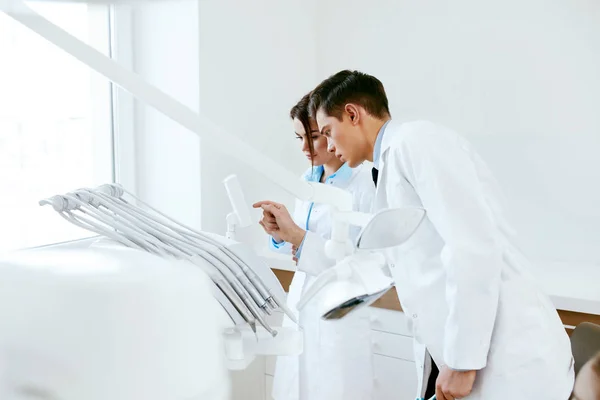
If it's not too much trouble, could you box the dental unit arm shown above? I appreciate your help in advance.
[296,207,426,319]
[38,182,301,341]
[223,175,253,241]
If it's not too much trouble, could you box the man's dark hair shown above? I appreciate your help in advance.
[290,93,315,166]
[309,70,391,121]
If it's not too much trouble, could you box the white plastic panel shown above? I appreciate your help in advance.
[373,355,418,400]
[265,374,274,400]
[370,308,412,336]
[265,356,276,376]
[266,310,284,327]
[371,330,415,361]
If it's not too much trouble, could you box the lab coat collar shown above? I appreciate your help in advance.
[380,119,401,152]
[377,119,401,173]
[304,165,324,182]
[303,163,353,185]
[372,119,391,169]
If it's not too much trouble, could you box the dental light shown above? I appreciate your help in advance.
[297,207,426,320]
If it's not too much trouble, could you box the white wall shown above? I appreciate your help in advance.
[130,0,202,229]
[129,0,316,246]
[124,0,600,276]
[197,0,317,245]
[315,0,600,264]
[195,4,318,395]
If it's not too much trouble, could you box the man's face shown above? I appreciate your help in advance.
[315,107,366,168]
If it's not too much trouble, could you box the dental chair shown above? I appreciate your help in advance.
[571,322,600,375]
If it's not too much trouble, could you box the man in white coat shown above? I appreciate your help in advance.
[307,70,574,400]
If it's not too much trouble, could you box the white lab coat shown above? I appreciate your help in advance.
[271,163,376,400]
[373,120,574,400]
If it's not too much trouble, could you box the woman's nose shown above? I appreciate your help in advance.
[302,138,310,151]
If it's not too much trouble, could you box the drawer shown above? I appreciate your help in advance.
[265,374,274,400]
[266,356,276,376]
[371,330,414,361]
[373,355,418,400]
[370,308,412,336]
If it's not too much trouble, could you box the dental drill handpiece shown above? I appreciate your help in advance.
[165,224,279,312]
[188,256,257,331]
[189,243,272,315]
[219,246,297,322]
[179,227,278,311]
[175,231,296,323]
[184,249,273,334]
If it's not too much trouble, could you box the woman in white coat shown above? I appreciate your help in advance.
[253,93,376,400]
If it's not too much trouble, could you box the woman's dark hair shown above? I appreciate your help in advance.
[290,93,316,166]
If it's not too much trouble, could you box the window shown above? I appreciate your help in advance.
[0,3,115,251]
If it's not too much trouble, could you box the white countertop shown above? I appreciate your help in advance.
[257,248,297,272]
[260,247,600,316]
[530,261,600,315]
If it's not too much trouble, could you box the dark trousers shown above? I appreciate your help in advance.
[424,361,439,398]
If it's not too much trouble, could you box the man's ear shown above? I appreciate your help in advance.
[344,104,361,125]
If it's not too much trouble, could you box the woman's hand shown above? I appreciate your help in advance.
[255,201,283,243]
[253,201,306,247]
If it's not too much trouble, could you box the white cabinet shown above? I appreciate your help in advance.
[371,330,414,361]
[263,307,417,400]
[370,308,418,400]
[266,355,276,376]
[265,374,274,400]
[373,354,418,400]
[370,308,412,336]
[264,310,283,399]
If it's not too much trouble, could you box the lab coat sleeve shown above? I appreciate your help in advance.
[397,127,503,371]
[269,236,292,254]
[295,231,330,276]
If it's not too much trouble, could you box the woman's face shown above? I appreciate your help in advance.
[293,117,335,167]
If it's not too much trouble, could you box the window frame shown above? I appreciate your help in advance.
[0,3,136,251]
